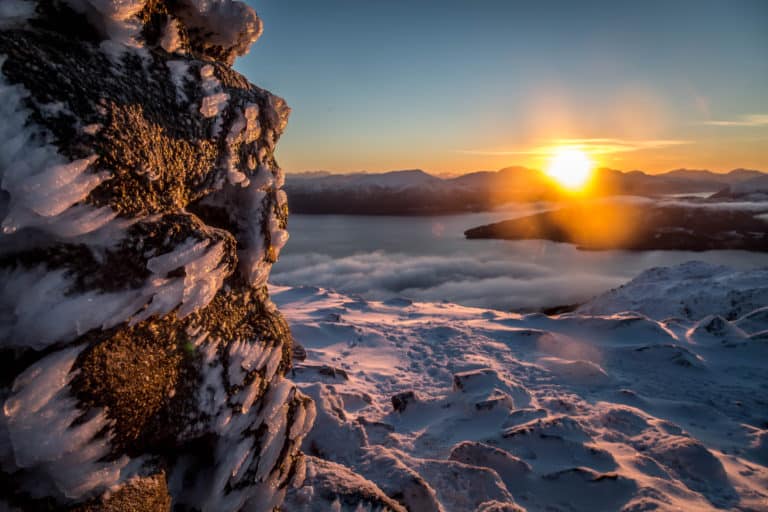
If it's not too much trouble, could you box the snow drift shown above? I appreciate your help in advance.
[275,261,768,511]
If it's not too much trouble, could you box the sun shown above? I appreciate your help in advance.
[545,147,594,190]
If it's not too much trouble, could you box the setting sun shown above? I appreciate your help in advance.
[545,148,594,190]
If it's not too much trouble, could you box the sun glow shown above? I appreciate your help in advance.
[545,147,594,190]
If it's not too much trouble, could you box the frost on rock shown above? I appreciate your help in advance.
[172,0,264,64]
[61,0,147,45]
[0,62,114,238]
[166,59,191,103]
[0,345,129,501]
[137,237,230,321]
[159,17,183,54]
[0,0,309,510]
[0,0,36,28]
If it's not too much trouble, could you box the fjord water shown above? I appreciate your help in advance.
[271,206,767,311]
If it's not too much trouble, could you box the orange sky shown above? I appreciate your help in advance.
[276,131,768,176]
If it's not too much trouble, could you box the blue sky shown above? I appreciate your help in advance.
[237,0,768,174]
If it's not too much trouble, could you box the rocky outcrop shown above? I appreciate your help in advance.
[0,1,315,510]
[284,456,408,512]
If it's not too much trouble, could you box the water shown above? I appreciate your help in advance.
[271,205,767,311]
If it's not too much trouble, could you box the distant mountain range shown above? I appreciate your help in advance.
[284,167,767,215]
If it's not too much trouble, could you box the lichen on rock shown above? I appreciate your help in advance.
[0,1,314,510]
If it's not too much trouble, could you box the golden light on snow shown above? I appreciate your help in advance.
[544,147,594,190]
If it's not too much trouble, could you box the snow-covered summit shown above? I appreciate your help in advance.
[274,264,768,511]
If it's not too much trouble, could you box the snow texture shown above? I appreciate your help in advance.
[578,260,768,320]
[272,261,768,511]
[166,59,191,103]
[138,238,230,320]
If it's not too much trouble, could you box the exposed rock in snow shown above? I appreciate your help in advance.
[272,266,768,511]
[284,456,408,512]
[0,2,310,510]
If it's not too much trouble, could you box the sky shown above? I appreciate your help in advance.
[238,0,768,175]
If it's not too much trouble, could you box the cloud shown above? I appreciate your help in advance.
[458,138,691,157]
[270,250,629,311]
[270,201,767,312]
[702,114,768,127]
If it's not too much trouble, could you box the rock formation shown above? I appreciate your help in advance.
[0,1,316,510]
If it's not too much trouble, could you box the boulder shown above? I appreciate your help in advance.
[0,2,313,510]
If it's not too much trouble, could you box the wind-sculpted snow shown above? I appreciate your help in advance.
[578,261,768,320]
[274,263,768,511]
[0,2,313,510]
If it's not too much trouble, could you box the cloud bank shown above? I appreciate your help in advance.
[458,138,691,157]
[270,201,767,312]
[271,250,624,310]
[702,114,768,127]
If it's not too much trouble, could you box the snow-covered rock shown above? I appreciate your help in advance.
[0,2,312,510]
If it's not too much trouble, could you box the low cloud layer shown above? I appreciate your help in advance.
[272,251,625,309]
[271,249,765,312]
[272,251,624,310]
[458,138,691,157]
[270,202,767,312]
[702,114,768,127]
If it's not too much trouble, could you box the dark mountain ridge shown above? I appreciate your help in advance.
[285,166,767,215]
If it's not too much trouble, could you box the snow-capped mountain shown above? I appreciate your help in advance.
[284,167,767,215]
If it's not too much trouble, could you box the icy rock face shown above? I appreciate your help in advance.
[0,1,313,510]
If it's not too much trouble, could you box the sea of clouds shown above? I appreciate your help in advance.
[270,211,766,311]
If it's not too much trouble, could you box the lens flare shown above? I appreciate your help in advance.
[545,148,594,190]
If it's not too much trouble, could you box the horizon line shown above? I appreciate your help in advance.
[284,166,766,177]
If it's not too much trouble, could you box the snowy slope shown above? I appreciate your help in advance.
[578,261,768,320]
[273,263,768,511]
